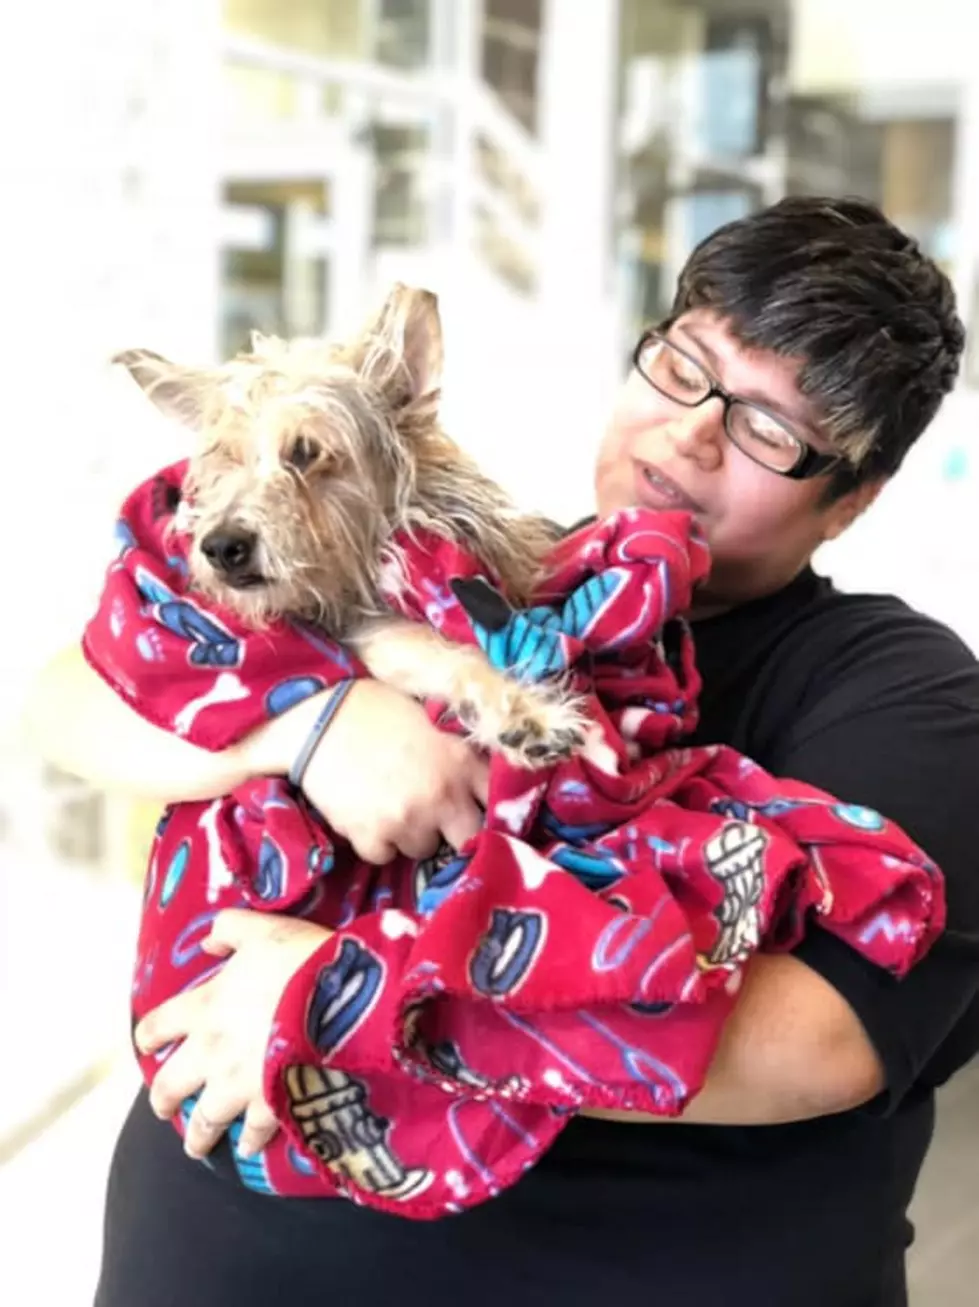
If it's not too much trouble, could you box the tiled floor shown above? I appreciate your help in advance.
[908,1056,979,1305]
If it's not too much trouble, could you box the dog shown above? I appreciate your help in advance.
[112,284,587,767]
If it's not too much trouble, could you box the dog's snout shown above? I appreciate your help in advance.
[201,528,257,576]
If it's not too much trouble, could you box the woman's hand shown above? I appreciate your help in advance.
[248,679,490,863]
[134,910,330,1161]
[25,649,489,862]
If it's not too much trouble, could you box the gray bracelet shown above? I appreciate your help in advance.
[288,680,355,789]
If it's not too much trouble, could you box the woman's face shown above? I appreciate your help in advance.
[594,311,879,609]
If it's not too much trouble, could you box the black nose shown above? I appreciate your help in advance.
[201,528,257,575]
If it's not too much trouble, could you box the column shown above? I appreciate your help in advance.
[535,0,622,517]
[0,0,223,732]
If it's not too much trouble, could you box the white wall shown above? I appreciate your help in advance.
[0,0,223,726]
[790,0,973,94]
[819,391,979,652]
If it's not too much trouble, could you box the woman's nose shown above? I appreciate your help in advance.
[666,397,726,464]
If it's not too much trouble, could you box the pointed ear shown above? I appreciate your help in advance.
[355,283,443,407]
[111,349,210,430]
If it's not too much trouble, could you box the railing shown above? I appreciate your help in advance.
[220,34,542,298]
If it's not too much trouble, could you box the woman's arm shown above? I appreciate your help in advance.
[22,643,488,860]
[23,643,265,801]
[582,953,885,1126]
[585,666,979,1128]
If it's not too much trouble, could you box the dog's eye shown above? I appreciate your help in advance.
[286,436,321,472]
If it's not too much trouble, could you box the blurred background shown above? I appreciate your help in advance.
[1,2,977,1303]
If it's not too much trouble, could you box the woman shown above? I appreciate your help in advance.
[28,197,979,1307]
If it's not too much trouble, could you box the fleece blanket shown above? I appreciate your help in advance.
[81,460,945,1218]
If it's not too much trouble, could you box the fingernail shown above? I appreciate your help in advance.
[237,1140,256,1159]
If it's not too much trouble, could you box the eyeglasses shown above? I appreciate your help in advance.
[632,331,842,480]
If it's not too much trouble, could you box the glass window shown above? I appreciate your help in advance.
[473,204,538,296]
[370,121,432,247]
[699,15,777,158]
[224,0,366,59]
[223,0,371,123]
[374,0,431,69]
[486,0,542,30]
[616,0,961,344]
[225,0,435,75]
[220,179,330,357]
[223,63,306,122]
[481,2,543,134]
[474,131,540,228]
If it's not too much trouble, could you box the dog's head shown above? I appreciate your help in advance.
[115,284,448,630]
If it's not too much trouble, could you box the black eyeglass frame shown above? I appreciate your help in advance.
[632,329,843,481]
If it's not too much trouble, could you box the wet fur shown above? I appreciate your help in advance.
[114,284,587,766]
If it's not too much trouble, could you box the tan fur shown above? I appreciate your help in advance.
[114,284,587,767]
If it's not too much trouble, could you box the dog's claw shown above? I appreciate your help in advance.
[525,742,551,760]
[554,728,585,750]
[495,710,586,768]
[456,682,586,770]
[499,728,528,748]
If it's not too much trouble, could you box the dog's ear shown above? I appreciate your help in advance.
[355,283,443,409]
[112,348,209,430]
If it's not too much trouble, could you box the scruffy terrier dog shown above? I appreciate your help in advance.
[113,284,587,767]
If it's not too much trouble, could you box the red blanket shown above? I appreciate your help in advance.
[82,461,945,1219]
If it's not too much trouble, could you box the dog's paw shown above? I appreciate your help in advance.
[461,685,588,770]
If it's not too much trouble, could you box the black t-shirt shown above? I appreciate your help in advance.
[506,565,979,1306]
[99,566,979,1307]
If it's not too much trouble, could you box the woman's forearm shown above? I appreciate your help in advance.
[21,643,305,802]
[581,954,884,1126]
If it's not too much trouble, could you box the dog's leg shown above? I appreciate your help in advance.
[349,618,587,769]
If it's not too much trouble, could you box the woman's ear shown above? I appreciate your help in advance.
[821,477,886,543]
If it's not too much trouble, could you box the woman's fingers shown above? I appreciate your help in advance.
[134,986,203,1056]
[183,1084,247,1160]
[147,1042,207,1122]
[236,1097,280,1159]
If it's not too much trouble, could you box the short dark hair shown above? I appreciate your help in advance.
[671,195,965,497]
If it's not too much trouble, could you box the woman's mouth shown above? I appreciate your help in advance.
[635,461,704,514]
